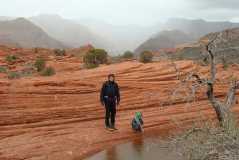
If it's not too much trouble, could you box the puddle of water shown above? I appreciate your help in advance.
[85,137,181,160]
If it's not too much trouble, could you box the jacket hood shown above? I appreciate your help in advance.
[135,112,142,120]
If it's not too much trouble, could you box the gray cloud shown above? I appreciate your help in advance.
[189,0,239,9]
[0,0,238,25]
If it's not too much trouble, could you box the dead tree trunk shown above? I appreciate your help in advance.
[169,32,238,126]
[200,33,238,126]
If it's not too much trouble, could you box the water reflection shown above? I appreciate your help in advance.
[105,146,117,160]
[132,136,143,155]
[85,137,181,160]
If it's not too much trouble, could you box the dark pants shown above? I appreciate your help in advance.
[132,122,142,132]
[104,99,116,127]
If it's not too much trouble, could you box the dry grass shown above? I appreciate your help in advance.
[171,116,239,160]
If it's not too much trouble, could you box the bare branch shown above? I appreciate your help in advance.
[205,33,221,83]
[224,81,238,108]
[195,32,238,125]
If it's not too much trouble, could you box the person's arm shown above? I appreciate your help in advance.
[115,83,120,105]
[100,83,105,105]
[139,118,144,132]
[140,118,144,125]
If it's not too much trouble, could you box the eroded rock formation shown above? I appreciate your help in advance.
[0,46,239,160]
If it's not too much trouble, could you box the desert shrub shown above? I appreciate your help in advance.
[139,51,153,63]
[34,58,46,72]
[54,49,66,56]
[83,49,108,66]
[84,63,99,69]
[41,67,55,76]
[5,55,18,63]
[34,48,39,53]
[0,66,7,73]
[8,71,21,79]
[122,51,134,59]
[110,55,123,64]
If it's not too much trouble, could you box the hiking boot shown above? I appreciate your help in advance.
[110,125,118,130]
[105,125,110,129]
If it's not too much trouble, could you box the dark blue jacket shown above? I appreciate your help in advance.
[100,81,120,104]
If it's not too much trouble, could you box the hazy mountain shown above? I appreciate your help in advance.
[30,15,113,53]
[135,30,194,53]
[59,18,239,54]
[135,18,239,53]
[79,19,161,54]
[163,18,239,39]
[172,27,239,63]
[0,18,65,48]
[2,15,239,55]
[0,16,15,21]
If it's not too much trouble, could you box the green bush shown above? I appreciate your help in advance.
[34,58,46,72]
[41,67,56,76]
[5,55,18,63]
[8,71,21,79]
[85,63,99,69]
[83,49,108,67]
[34,48,39,53]
[122,51,134,59]
[54,49,66,56]
[139,51,153,63]
[0,66,7,73]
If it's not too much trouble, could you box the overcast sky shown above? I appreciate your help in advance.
[1,0,239,26]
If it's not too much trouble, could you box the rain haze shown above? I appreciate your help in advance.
[0,0,239,54]
[1,0,239,25]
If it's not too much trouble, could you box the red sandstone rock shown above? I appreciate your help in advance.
[0,46,238,160]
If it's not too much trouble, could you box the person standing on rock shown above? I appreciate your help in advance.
[100,74,120,130]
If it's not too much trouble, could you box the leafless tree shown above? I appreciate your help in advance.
[192,32,238,126]
[167,31,239,126]
[158,34,238,126]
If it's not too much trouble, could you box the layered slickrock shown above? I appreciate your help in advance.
[0,49,239,159]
